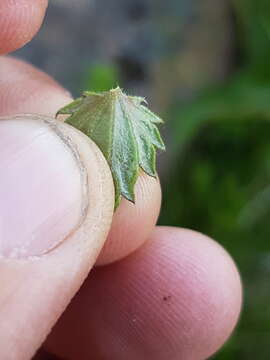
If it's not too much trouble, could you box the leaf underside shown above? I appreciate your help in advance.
[57,87,165,209]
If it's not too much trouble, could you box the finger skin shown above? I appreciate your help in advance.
[0,117,114,360]
[0,0,48,55]
[46,227,242,360]
[96,173,161,265]
[0,56,72,117]
[0,56,162,265]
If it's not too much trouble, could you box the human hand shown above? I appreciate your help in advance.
[0,1,242,359]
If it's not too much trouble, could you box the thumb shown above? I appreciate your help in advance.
[0,114,114,359]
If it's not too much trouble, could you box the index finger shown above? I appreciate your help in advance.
[0,0,48,54]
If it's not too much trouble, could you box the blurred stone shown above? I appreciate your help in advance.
[15,0,233,110]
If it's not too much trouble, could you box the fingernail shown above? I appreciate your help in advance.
[0,115,86,259]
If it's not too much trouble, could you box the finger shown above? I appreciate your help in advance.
[0,114,114,359]
[0,56,162,266]
[0,0,48,55]
[96,173,161,265]
[0,56,71,116]
[46,227,242,360]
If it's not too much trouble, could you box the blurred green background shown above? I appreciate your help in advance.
[18,0,270,358]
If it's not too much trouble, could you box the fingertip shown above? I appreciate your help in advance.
[0,0,48,54]
[96,172,162,265]
[46,227,242,360]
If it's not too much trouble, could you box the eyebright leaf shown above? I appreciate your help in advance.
[57,87,165,209]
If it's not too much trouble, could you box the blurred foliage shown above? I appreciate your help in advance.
[82,63,119,92]
[159,0,270,358]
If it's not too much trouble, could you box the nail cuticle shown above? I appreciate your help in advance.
[43,116,89,222]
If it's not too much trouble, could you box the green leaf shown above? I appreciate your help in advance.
[57,87,165,208]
